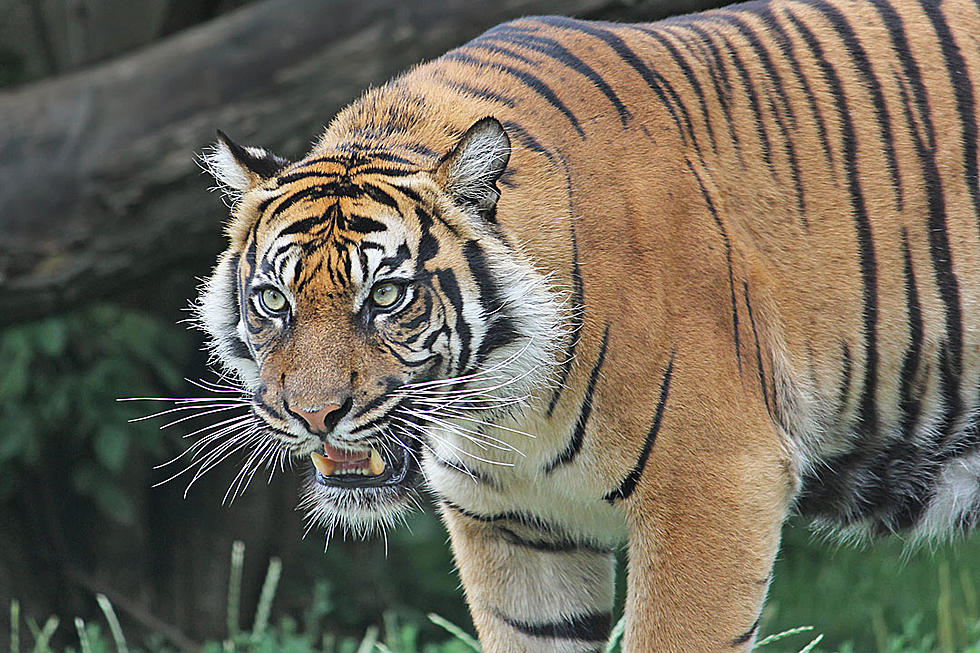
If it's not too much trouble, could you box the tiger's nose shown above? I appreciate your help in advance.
[288,401,347,435]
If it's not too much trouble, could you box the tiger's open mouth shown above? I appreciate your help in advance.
[309,440,419,489]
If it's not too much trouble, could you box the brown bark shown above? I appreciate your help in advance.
[0,0,726,325]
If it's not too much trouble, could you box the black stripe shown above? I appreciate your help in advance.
[345,214,387,234]
[397,142,441,160]
[743,282,772,418]
[670,23,743,166]
[441,501,563,536]
[435,73,519,108]
[547,223,584,416]
[431,455,501,489]
[604,353,674,503]
[713,12,797,127]
[361,182,399,210]
[893,72,964,428]
[225,252,252,360]
[445,50,585,138]
[346,166,420,178]
[712,30,775,176]
[497,611,611,642]
[536,17,694,152]
[634,25,718,153]
[869,0,935,151]
[809,1,903,211]
[354,150,417,166]
[352,377,402,419]
[545,325,610,473]
[278,215,322,238]
[402,313,432,339]
[741,5,837,179]
[276,169,340,186]
[484,28,632,126]
[918,0,980,235]
[889,229,928,530]
[379,340,439,369]
[497,527,612,555]
[731,616,761,646]
[266,186,325,220]
[785,9,879,438]
[689,161,740,367]
[501,120,554,162]
[227,335,252,360]
[390,184,422,204]
[434,269,472,375]
[378,243,411,275]
[462,240,519,364]
[414,207,441,270]
[707,14,807,216]
[837,340,852,417]
[898,229,923,432]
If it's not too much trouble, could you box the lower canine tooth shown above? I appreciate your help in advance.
[310,452,336,476]
[368,448,385,476]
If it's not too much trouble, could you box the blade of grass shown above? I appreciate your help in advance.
[939,561,955,653]
[797,633,823,653]
[31,616,59,653]
[872,606,888,653]
[427,614,481,652]
[963,568,978,622]
[754,626,815,647]
[356,625,379,653]
[604,615,626,653]
[10,599,18,653]
[74,618,92,653]
[96,594,129,653]
[251,557,282,640]
[227,540,245,643]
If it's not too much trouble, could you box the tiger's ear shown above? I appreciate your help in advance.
[201,130,290,201]
[435,117,511,221]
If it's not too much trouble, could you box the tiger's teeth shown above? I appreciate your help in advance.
[368,448,385,476]
[310,452,336,476]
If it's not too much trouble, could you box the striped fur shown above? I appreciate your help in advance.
[196,0,980,649]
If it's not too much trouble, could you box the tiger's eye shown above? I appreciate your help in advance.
[260,288,288,313]
[371,282,402,308]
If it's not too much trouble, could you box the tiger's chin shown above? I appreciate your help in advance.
[297,441,424,538]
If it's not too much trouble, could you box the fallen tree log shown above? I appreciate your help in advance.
[0,0,726,325]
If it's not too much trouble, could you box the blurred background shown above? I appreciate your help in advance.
[0,1,977,651]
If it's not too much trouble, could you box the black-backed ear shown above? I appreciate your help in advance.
[201,130,291,201]
[435,117,511,221]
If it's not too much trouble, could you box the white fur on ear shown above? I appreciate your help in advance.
[438,117,511,217]
[198,130,289,205]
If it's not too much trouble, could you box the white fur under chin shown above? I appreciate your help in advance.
[298,478,419,541]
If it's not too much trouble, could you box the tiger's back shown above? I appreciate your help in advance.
[198,0,980,649]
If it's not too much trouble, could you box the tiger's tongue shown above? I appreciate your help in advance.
[321,443,369,463]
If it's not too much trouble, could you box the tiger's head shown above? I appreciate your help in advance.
[195,118,564,535]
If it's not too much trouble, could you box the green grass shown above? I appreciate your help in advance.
[765,525,980,652]
[9,535,980,653]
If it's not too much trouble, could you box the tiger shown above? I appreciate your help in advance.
[191,0,980,649]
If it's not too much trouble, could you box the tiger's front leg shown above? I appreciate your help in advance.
[618,381,795,652]
[441,504,616,653]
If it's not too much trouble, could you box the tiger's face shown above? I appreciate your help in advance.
[196,119,563,534]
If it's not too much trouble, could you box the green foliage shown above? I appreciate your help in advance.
[766,526,980,652]
[0,304,192,520]
[6,537,980,653]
